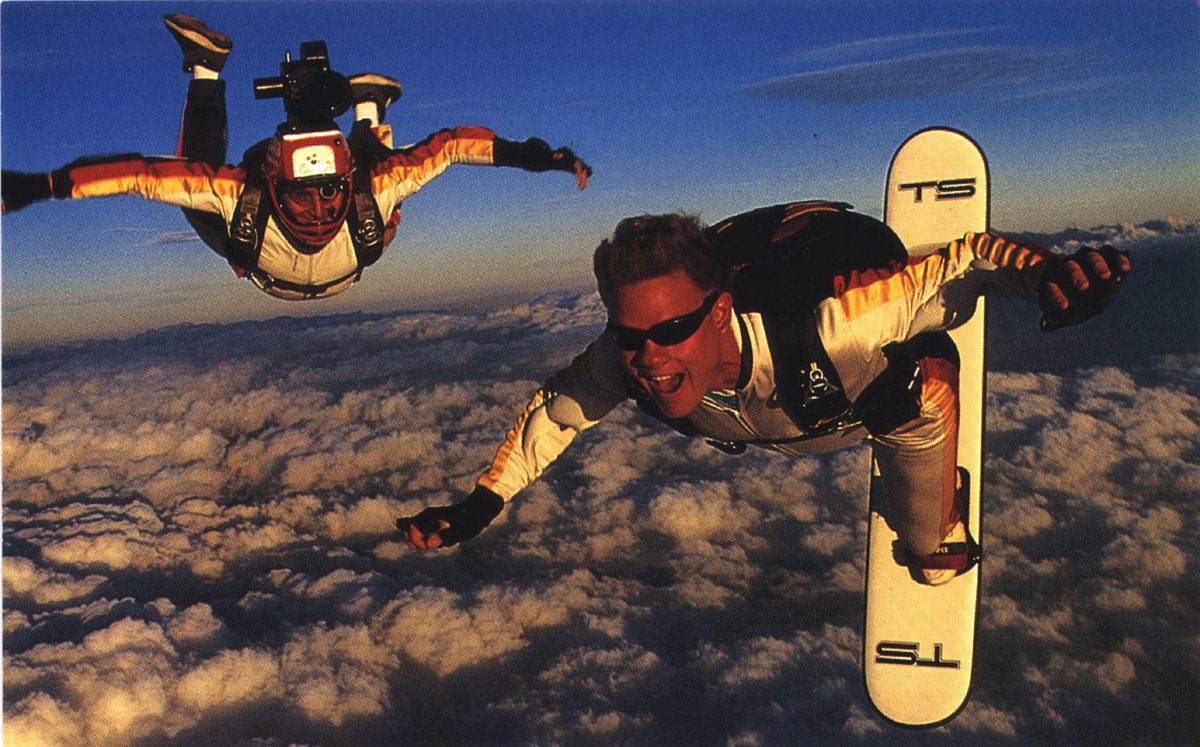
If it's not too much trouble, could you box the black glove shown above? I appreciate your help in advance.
[1038,245,1130,332]
[493,137,591,176]
[2,170,54,214]
[396,486,505,548]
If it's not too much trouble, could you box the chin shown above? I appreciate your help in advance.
[654,395,701,420]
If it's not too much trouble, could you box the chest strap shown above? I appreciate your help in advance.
[225,144,386,289]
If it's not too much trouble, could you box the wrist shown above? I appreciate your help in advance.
[460,485,505,524]
[492,137,563,172]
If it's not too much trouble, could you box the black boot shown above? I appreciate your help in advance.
[164,14,232,73]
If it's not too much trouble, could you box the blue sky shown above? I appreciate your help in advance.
[2,0,1197,345]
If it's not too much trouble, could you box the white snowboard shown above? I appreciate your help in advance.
[863,127,988,727]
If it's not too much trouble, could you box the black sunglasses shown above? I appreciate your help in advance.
[606,291,721,351]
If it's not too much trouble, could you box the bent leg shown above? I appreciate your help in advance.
[873,339,960,558]
[178,79,227,167]
[177,79,230,254]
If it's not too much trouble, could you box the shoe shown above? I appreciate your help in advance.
[920,520,967,586]
[349,73,403,116]
[915,467,980,586]
[164,14,232,73]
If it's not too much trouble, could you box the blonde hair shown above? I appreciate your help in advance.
[593,212,727,306]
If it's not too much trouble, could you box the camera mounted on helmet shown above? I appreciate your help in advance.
[251,41,360,251]
[254,40,352,130]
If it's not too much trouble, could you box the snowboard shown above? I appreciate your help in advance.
[863,127,989,727]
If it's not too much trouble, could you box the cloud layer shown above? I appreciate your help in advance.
[3,225,1198,745]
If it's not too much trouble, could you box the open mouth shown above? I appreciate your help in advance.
[643,373,684,396]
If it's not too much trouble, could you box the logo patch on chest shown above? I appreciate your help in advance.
[803,362,841,403]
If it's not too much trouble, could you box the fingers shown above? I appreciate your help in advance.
[551,147,591,190]
[403,522,443,550]
[396,514,451,551]
[1062,258,1091,292]
[1038,245,1130,332]
[1074,245,1131,285]
[1043,281,1070,312]
[1084,249,1111,281]
[1098,245,1131,278]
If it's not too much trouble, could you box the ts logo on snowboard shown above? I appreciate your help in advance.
[898,178,976,202]
[875,640,961,669]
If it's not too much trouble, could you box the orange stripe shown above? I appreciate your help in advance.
[70,159,243,202]
[370,126,496,194]
[832,252,947,321]
[478,388,546,493]
[966,232,1045,269]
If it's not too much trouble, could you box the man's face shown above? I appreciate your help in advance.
[275,179,350,248]
[607,271,732,419]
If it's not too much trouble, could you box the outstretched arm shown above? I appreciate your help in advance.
[957,233,1131,331]
[369,126,591,213]
[821,230,1133,379]
[3,154,241,216]
[396,383,588,551]
[493,136,592,190]
[396,336,627,551]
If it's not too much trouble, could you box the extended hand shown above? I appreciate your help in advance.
[552,146,591,190]
[1,170,53,214]
[1038,245,1130,331]
[396,486,505,550]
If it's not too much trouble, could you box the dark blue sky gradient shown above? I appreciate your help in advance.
[2,1,1197,344]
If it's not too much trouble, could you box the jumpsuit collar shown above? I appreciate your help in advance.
[734,312,753,390]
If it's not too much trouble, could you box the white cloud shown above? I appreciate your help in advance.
[3,245,1198,744]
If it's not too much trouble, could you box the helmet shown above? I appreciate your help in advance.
[263,129,354,250]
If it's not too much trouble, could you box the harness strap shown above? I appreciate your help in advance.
[225,133,387,285]
[226,179,270,274]
[758,302,856,433]
[247,266,363,298]
[346,168,385,267]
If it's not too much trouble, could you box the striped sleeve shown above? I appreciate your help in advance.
[477,336,627,501]
[477,386,580,500]
[954,231,1052,301]
[817,231,1052,397]
[828,230,1052,332]
[58,156,243,216]
[369,126,497,214]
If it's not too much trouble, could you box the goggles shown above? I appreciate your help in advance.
[606,291,720,351]
[276,178,349,202]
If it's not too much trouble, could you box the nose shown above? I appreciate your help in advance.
[311,192,334,219]
[632,339,669,367]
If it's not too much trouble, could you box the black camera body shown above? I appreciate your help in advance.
[254,41,352,130]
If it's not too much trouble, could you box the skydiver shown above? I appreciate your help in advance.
[396,203,1129,585]
[0,14,592,301]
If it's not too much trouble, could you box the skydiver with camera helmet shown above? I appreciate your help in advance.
[1,14,592,301]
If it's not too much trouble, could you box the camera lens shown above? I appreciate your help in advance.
[299,70,353,120]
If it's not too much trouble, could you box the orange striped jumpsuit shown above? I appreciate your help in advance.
[49,126,558,300]
[476,231,1048,557]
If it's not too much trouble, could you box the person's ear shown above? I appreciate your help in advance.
[712,290,733,328]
